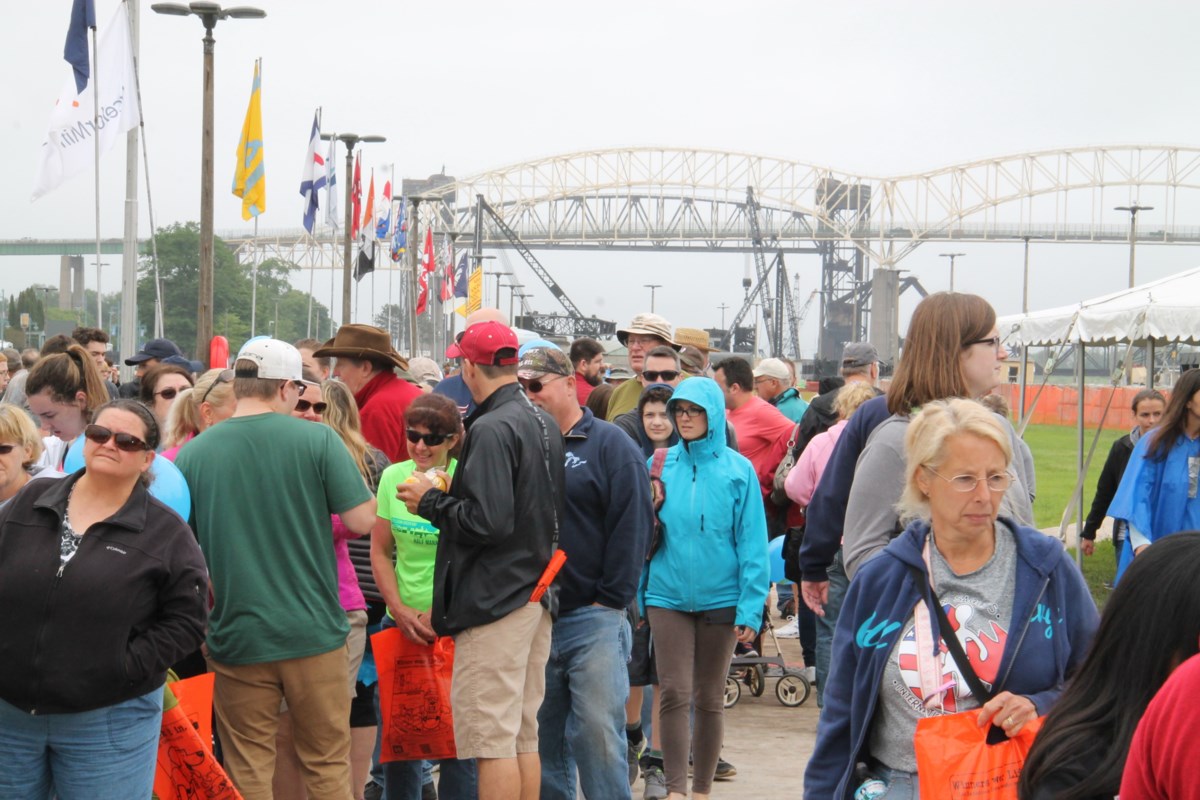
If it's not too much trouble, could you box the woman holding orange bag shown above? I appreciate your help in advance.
[804,399,1099,799]
[372,393,476,800]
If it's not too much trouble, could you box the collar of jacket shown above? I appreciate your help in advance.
[33,470,152,533]
[771,387,799,405]
[889,517,1060,582]
[354,369,399,408]
[564,406,596,441]
[466,381,525,428]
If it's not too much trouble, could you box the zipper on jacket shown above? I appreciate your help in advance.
[30,551,72,714]
[688,462,698,610]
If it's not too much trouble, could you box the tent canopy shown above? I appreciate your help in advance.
[998,267,1200,347]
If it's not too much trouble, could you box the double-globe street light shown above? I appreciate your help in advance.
[321,133,387,325]
[152,1,265,363]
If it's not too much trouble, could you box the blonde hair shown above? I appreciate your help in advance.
[320,380,375,481]
[898,398,1013,523]
[0,402,44,469]
[163,369,236,448]
[834,382,878,421]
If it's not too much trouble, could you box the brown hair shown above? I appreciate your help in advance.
[232,358,284,401]
[139,363,195,405]
[887,292,996,415]
[585,383,614,419]
[294,338,331,371]
[71,326,109,346]
[26,344,109,411]
[405,393,464,461]
[1147,369,1200,462]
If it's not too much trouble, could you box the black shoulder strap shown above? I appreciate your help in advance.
[909,564,994,704]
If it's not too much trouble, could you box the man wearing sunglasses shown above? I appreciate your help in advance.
[515,344,653,800]
[175,338,377,798]
[397,321,566,800]
[752,357,808,423]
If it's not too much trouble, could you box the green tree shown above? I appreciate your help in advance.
[138,223,331,358]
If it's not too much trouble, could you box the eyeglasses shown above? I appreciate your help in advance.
[201,369,234,405]
[925,467,1013,493]
[965,336,1003,354]
[83,424,151,452]
[154,386,188,400]
[519,375,565,394]
[407,428,451,447]
[642,370,680,383]
[295,399,328,414]
[0,444,17,455]
[626,335,663,348]
[672,404,706,419]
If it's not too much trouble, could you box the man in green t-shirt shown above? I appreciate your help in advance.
[176,338,376,800]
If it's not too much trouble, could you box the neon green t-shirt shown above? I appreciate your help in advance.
[376,458,458,615]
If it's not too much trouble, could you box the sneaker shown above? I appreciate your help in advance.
[775,615,800,638]
[733,641,759,658]
[363,782,384,800]
[642,764,667,800]
[801,665,817,684]
[627,735,646,785]
[688,756,737,781]
[421,781,438,800]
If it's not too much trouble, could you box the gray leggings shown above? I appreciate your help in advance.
[646,607,737,795]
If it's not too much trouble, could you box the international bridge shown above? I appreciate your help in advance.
[7,145,1200,363]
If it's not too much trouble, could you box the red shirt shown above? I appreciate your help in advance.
[1121,652,1200,800]
[355,371,423,463]
[727,396,793,502]
[575,372,595,405]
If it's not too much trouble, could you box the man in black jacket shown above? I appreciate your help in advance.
[399,320,566,800]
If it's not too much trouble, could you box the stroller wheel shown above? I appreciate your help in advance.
[723,676,741,708]
[776,674,811,707]
[745,664,766,697]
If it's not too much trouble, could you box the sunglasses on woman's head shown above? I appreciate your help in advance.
[295,399,327,414]
[83,424,150,452]
[201,369,235,404]
[406,429,450,447]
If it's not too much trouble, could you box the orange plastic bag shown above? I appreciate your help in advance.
[372,627,458,763]
[153,674,242,800]
[914,713,1044,799]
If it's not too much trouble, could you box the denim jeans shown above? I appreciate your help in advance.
[0,687,163,800]
[538,605,633,800]
[866,762,919,799]
[384,756,477,800]
[815,548,850,707]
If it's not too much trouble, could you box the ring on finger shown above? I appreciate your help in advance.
[1005,715,1015,727]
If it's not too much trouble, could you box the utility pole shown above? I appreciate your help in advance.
[939,252,966,291]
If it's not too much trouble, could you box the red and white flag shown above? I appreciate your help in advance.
[415,228,435,314]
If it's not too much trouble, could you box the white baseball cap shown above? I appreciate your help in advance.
[235,338,303,381]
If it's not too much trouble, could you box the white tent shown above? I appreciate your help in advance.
[998,266,1200,346]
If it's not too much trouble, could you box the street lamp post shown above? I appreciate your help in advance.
[1115,204,1153,288]
[152,1,265,362]
[503,282,524,324]
[644,284,662,313]
[718,303,729,330]
[939,252,966,292]
[92,261,109,329]
[513,292,532,325]
[320,132,386,326]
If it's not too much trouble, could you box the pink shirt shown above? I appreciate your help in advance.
[332,514,367,612]
[785,419,849,509]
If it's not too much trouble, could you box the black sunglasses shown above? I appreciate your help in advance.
[642,370,680,383]
[406,428,451,447]
[518,375,566,394]
[154,386,187,401]
[0,444,17,455]
[83,424,151,452]
[296,399,328,414]
[201,369,235,404]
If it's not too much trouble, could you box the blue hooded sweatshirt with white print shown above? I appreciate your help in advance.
[803,517,1099,798]
[638,377,770,630]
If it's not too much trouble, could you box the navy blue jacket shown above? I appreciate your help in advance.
[798,393,891,580]
[803,518,1100,798]
[559,407,655,614]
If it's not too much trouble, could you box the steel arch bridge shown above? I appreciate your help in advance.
[217,144,1200,357]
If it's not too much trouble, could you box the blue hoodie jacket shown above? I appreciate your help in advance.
[639,378,770,630]
[803,517,1099,798]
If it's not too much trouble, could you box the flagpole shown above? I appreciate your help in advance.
[90,23,103,323]
[306,241,314,338]
[120,0,141,379]
[250,217,258,336]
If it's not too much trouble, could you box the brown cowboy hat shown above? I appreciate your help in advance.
[313,324,409,371]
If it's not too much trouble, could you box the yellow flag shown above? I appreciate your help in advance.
[465,266,483,314]
[232,60,265,219]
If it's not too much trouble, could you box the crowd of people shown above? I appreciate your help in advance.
[0,299,1197,800]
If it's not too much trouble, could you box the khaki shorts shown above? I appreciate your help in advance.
[450,602,552,760]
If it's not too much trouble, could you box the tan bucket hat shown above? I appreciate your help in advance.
[673,327,714,352]
[617,313,680,350]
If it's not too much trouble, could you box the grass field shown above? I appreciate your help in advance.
[1022,422,1126,607]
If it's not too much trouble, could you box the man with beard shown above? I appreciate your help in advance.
[569,337,606,406]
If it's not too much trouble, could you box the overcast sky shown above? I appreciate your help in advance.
[5,0,1200,355]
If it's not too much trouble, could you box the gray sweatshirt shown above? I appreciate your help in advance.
[842,411,1036,579]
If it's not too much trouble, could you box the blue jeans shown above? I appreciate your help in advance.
[384,757,477,800]
[538,605,632,800]
[866,762,919,799]
[815,548,850,707]
[0,687,163,800]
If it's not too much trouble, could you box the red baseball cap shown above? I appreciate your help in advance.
[450,321,519,366]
